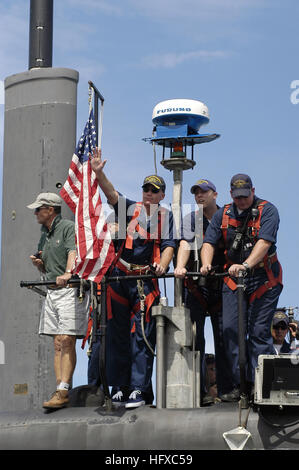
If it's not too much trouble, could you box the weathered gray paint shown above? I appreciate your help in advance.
[152,305,200,408]
[0,67,78,412]
[0,401,298,450]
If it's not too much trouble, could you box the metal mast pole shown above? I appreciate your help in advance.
[161,156,195,307]
[29,0,53,69]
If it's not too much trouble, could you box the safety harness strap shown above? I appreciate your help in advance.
[221,200,282,300]
[185,278,222,314]
[106,285,129,320]
[125,202,163,265]
[81,282,102,349]
[221,200,267,246]
[249,256,283,303]
[126,202,143,250]
[81,309,93,349]
[107,280,159,324]
[185,278,208,310]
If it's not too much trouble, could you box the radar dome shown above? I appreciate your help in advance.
[152,99,209,132]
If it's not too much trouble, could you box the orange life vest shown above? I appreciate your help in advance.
[125,202,164,265]
[220,200,282,301]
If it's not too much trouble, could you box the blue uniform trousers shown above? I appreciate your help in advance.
[222,276,282,386]
[88,333,101,386]
[106,267,159,393]
[87,329,155,403]
[186,287,233,395]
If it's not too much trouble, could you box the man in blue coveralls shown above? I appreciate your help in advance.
[200,174,283,401]
[90,148,175,408]
[174,179,232,404]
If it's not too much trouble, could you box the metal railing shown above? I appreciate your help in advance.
[20,270,249,409]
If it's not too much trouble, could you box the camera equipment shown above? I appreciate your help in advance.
[228,203,263,265]
[231,230,243,252]
[286,306,299,340]
[255,355,299,406]
[287,306,298,323]
[230,210,253,252]
[231,206,258,252]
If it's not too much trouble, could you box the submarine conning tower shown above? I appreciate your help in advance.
[0,0,79,411]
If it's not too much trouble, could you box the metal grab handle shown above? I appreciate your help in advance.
[106,270,229,283]
[20,269,229,288]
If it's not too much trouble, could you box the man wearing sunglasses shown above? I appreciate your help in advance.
[90,148,175,408]
[271,310,298,354]
[27,192,90,409]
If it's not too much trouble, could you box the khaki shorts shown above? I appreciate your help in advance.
[39,287,90,338]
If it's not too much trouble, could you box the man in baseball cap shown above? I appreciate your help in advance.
[27,191,90,409]
[190,179,217,194]
[90,147,175,408]
[201,172,283,402]
[271,309,297,354]
[272,310,289,327]
[175,177,231,404]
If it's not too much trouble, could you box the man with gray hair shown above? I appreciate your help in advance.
[28,192,90,409]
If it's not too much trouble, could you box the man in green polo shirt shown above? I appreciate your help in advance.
[28,192,90,409]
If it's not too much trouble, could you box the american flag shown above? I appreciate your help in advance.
[60,109,115,282]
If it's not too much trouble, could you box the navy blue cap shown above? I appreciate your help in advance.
[142,175,166,192]
[230,174,253,197]
[190,179,216,194]
[273,310,289,326]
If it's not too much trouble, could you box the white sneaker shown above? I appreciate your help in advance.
[125,390,146,409]
[112,391,125,403]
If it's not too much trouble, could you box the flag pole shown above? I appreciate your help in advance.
[88,80,105,149]
[88,84,94,114]
[98,98,104,150]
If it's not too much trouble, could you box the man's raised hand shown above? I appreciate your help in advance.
[90,147,107,174]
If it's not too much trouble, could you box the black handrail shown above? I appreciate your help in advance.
[20,269,249,408]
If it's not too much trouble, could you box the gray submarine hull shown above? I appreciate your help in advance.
[0,388,299,451]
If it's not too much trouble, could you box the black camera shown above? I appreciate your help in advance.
[288,309,299,340]
[231,231,243,251]
[231,207,258,253]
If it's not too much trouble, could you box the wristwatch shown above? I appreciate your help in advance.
[65,269,72,273]
[242,262,250,272]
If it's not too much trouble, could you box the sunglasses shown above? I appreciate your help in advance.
[35,206,50,213]
[143,186,160,194]
[273,324,288,331]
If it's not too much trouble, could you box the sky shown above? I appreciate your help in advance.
[0,0,299,389]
